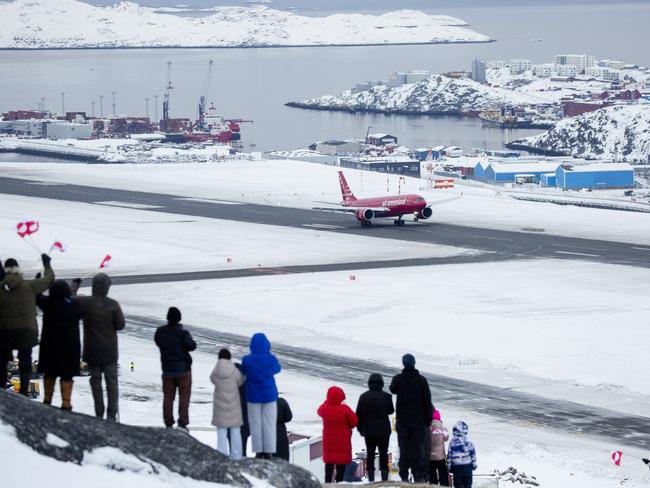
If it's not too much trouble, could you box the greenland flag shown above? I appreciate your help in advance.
[16,221,39,238]
[99,254,112,269]
[49,241,67,253]
[611,450,623,466]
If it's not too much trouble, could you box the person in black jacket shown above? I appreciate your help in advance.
[36,280,84,410]
[275,396,293,460]
[356,373,394,482]
[389,353,433,483]
[154,307,196,430]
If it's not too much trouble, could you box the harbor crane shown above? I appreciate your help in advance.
[196,60,213,130]
[162,61,173,120]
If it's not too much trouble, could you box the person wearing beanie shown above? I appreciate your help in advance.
[389,353,434,483]
[0,254,54,394]
[430,409,450,485]
[76,273,125,421]
[210,348,245,460]
[36,280,84,411]
[154,307,196,430]
[355,373,394,482]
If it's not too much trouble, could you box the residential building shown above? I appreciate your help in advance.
[532,64,554,77]
[509,59,532,74]
[554,54,596,73]
[471,58,487,83]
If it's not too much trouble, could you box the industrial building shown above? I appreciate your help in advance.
[339,156,421,178]
[314,140,362,156]
[556,163,635,189]
[0,119,92,139]
[481,162,561,183]
[366,133,398,146]
[46,122,93,139]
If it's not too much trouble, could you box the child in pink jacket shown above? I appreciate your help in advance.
[430,409,450,485]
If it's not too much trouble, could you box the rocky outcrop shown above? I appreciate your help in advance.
[0,390,319,488]
[508,104,650,163]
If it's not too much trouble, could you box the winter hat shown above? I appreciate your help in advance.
[4,258,20,274]
[167,306,182,324]
[433,409,442,421]
[218,348,231,360]
[402,353,416,369]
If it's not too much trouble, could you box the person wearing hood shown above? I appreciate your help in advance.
[240,332,281,458]
[210,348,245,460]
[76,273,125,421]
[390,353,434,483]
[155,307,196,430]
[355,373,394,482]
[275,397,293,461]
[430,409,450,486]
[0,254,54,394]
[447,421,477,488]
[317,386,358,483]
[36,280,84,410]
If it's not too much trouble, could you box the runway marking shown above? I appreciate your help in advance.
[93,201,163,210]
[25,181,65,186]
[464,234,511,242]
[555,250,600,258]
[553,243,606,252]
[631,246,650,251]
[175,197,243,205]
[302,223,344,230]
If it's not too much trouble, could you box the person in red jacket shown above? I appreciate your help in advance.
[317,386,358,483]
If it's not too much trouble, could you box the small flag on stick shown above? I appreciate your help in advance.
[612,450,623,466]
[99,254,112,269]
[49,241,66,253]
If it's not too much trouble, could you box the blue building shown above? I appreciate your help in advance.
[540,173,557,187]
[483,162,561,183]
[556,163,635,189]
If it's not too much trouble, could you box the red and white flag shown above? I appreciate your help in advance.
[99,254,112,269]
[612,450,623,466]
[49,241,67,253]
[16,221,39,238]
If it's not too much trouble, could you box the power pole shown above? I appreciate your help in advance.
[111,91,116,116]
[145,98,150,118]
[91,100,96,117]
[99,95,104,118]
[60,92,65,115]
[154,95,159,121]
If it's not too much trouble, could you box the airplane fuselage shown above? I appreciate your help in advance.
[344,194,428,218]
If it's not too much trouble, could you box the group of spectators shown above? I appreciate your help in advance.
[0,255,478,487]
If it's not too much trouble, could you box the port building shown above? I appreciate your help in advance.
[555,163,635,189]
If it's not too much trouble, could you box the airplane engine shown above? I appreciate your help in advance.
[356,208,375,222]
[417,207,433,219]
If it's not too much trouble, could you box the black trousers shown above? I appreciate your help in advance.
[430,459,450,485]
[324,463,346,483]
[365,436,390,478]
[0,348,32,395]
[397,425,427,482]
[450,464,473,488]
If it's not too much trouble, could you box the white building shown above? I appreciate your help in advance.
[406,70,431,84]
[555,64,579,77]
[509,59,532,73]
[599,59,625,69]
[0,119,48,137]
[554,54,596,72]
[532,63,554,77]
[387,72,407,87]
[487,59,509,69]
[46,122,93,139]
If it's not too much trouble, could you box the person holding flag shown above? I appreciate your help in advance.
[0,254,54,393]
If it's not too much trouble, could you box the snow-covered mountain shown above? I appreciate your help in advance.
[287,75,548,115]
[509,104,650,163]
[0,0,493,49]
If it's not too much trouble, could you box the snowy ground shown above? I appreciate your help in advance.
[0,193,467,277]
[0,0,492,49]
[1,160,648,245]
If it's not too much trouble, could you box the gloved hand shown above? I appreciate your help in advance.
[41,253,52,267]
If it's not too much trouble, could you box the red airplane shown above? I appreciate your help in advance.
[314,171,449,227]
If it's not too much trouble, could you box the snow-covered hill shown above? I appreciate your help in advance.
[287,75,548,115]
[509,104,650,162]
[0,0,493,49]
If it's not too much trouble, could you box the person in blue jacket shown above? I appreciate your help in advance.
[240,332,281,459]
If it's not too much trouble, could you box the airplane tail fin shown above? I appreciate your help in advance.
[338,171,357,204]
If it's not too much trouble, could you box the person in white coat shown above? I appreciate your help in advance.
[211,349,245,460]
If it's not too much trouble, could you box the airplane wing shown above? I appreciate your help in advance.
[312,206,392,216]
[428,193,463,206]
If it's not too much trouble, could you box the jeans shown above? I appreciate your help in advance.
[217,426,242,460]
[397,424,427,482]
[451,464,473,488]
[247,402,277,454]
[364,435,390,480]
[324,463,346,483]
[162,370,192,428]
[89,363,119,420]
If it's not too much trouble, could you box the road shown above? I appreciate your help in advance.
[1,176,649,269]
[126,315,650,449]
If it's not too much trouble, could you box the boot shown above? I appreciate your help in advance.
[367,469,375,482]
[19,372,31,396]
[381,470,389,481]
[60,379,73,411]
[43,377,56,405]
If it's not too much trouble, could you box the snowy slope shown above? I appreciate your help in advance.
[0,0,492,49]
[511,104,650,162]
[288,75,549,115]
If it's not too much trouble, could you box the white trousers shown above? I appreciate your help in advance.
[217,426,242,460]
[247,402,277,454]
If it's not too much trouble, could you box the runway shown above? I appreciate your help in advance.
[126,315,650,449]
[1,176,648,270]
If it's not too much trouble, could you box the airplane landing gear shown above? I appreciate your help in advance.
[361,220,372,227]
[394,217,405,226]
